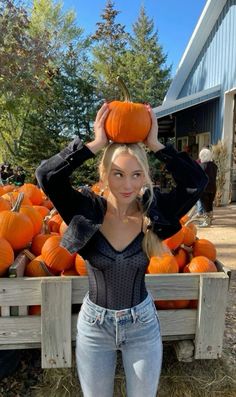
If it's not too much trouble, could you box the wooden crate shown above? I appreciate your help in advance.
[0,254,230,368]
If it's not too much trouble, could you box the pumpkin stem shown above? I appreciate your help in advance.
[116,76,131,102]
[12,192,24,212]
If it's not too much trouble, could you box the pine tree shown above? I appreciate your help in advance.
[118,6,172,107]
[91,0,128,100]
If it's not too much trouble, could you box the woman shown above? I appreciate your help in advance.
[198,147,218,227]
[36,103,207,397]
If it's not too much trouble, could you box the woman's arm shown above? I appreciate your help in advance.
[142,107,208,239]
[35,104,110,225]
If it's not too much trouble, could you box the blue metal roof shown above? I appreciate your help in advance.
[154,85,221,118]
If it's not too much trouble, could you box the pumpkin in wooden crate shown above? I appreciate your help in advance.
[0,193,34,250]
[48,213,63,233]
[163,228,184,251]
[41,235,76,272]
[174,247,189,271]
[20,205,43,236]
[181,225,196,247]
[0,196,11,211]
[192,238,217,262]
[104,77,151,143]
[0,237,14,276]
[61,267,79,276]
[75,254,87,275]
[184,256,217,273]
[31,220,58,256]
[33,205,50,218]
[28,305,41,315]
[2,191,32,206]
[147,252,179,274]
[24,250,53,277]
[155,299,190,310]
[18,183,43,205]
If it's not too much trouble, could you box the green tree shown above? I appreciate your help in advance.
[91,0,128,100]
[118,6,172,107]
[0,0,52,162]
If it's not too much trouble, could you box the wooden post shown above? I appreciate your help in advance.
[194,274,229,359]
[41,279,72,368]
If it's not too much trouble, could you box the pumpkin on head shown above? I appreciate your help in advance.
[104,77,151,143]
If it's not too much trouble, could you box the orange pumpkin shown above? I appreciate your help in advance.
[104,77,151,143]
[25,254,52,277]
[41,198,54,210]
[180,214,189,225]
[0,193,34,250]
[163,228,184,251]
[41,235,76,272]
[184,256,217,273]
[31,221,58,256]
[147,253,179,274]
[0,237,14,276]
[192,238,217,261]
[59,221,68,236]
[0,197,11,211]
[28,305,41,315]
[33,205,50,218]
[182,225,196,247]
[61,267,79,276]
[18,183,43,205]
[75,254,87,275]
[20,205,43,236]
[2,184,15,193]
[155,299,190,310]
[174,247,189,271]
[48,213,63,233]
[2,191,32,206]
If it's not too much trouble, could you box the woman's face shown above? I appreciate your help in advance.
[107,152,145,204]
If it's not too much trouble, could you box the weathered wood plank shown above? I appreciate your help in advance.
[0,278,41,306]
[0,306,10,316]
[194,275,229,359]
[41,279,72,369]
[8,251,30,278]
[0,316,41,343]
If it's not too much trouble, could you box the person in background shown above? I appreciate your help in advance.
[36,104,207,397]
[198,147,218,227]
[13,166,26,186]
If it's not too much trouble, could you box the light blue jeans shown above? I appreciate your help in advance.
[76,293,163,397]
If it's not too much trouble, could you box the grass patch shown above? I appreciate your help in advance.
[32,344,236,397]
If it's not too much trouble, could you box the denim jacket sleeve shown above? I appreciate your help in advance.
[35,137,105,226]
[142,145,208,240]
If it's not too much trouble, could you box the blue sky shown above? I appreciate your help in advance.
[62,0,207,75]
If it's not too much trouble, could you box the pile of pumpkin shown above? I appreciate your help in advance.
[147,214,218,310]
[0,183,87,279]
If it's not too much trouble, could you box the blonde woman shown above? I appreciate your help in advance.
[36,103,207,397]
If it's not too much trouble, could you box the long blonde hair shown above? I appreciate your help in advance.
[99,142,166,258]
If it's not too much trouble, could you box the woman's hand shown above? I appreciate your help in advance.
[86,103,110,154]
[144,105,165,152]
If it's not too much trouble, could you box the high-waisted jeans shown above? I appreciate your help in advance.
[76,293,163,397]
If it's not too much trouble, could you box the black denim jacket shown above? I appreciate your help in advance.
[36,138,208,254]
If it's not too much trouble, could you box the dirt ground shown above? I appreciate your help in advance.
[196,203,236,270]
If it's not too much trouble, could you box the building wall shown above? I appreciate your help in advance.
[175,99,219,141]
[178,0,236,138]
[179,0,236,96]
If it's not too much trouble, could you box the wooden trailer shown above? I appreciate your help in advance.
[0,252,230,368]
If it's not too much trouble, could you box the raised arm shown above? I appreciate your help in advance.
[35,103,110,225]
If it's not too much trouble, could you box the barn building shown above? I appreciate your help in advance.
[154,0,236,204]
